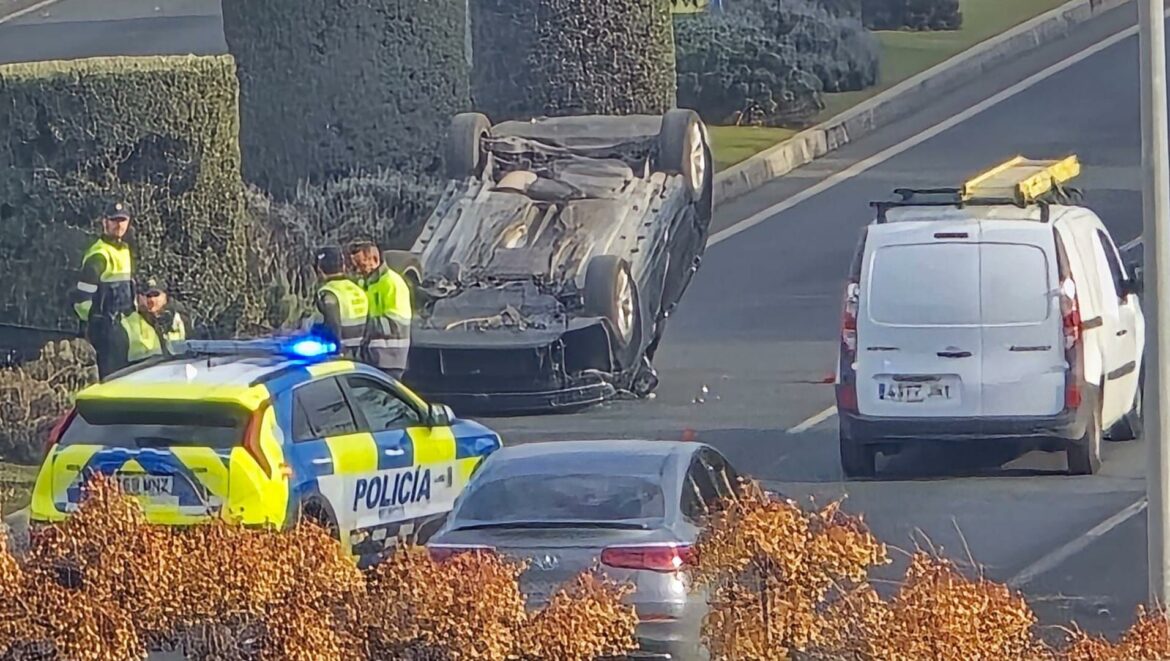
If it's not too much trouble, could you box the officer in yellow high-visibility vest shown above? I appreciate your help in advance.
[122,277,188,366]
[69,201,136,381]
[348,241,413,380]
[313,246,369,359]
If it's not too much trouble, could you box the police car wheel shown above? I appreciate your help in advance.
[301,502,340,540]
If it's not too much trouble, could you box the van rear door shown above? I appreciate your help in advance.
[977,222,1065,417]
[856,223,982,418]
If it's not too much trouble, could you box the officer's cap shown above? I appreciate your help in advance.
[315,245,345,273]
[104,201,131,220]
[139,275,164,295]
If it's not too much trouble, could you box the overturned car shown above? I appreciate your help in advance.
[390,110,714,414]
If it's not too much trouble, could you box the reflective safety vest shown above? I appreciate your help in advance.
[75,238,134,321]
[317,278,370,351]
[122,312,162,363]
[163,312,187,345]
[362,265,413,371]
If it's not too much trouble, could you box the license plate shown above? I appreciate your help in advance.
[878,381,953,403]
[114,474,174,497]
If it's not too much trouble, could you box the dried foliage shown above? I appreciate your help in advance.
[0,339,95,464]
[1,477,638,660]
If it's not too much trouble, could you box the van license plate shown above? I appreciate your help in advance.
[878,382,953,403]
[114,474,174,497]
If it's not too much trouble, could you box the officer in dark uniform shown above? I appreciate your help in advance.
[70,201,136,380]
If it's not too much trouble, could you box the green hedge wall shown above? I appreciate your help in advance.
[0,55,253,335]
[471,0,677,121]
[221,0,470,198]
[861,0,962,30]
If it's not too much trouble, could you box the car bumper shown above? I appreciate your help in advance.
[406,339,618,415]
[837,389,1096,444]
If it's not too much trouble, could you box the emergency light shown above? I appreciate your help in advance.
[173,331,340,362]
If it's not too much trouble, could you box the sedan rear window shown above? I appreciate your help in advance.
[60,399,252,450]
[452,474,666,524]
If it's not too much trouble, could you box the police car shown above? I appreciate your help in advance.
[28,333,503,558]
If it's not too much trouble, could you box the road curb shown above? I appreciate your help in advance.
[712,0,1133,208]
[0,0,61,25]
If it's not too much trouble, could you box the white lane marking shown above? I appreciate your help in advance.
[0,0,63,25]
[708,22,1141,248]
[1007,496,1147,588]
[787,405,838,434]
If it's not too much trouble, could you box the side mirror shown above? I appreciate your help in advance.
[428,403,454,427]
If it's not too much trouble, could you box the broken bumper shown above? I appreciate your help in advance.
[405,336,618,416]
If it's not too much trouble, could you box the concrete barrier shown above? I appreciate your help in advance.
[712,0,1134,207]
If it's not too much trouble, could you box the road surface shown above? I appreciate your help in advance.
[0,0,1155,642]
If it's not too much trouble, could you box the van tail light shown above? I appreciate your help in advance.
[427,544,495,563]
[1059,277,1083,410]
[837,383,859,413]
[600,544,694,572]
[242,401,272,477]
[44,407,76,454]
[841,281,860,356]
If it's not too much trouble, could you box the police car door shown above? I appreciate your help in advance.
[338,374,460,545]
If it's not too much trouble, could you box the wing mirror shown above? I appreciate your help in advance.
[1122,271,1143,298]
[428,403,455,427]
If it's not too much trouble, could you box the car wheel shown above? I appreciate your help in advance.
[839,430,876,479]
[1067,408,1103,475]
[657,109,710,199]
[300,500,340,540]
[446,112,492,180]
[383,249,425,306]
[1107,371,1143,442]
[584,255,639,357]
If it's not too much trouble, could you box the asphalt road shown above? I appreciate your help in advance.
[0,0,1156,644]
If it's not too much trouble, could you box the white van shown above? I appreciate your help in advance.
[835,156,1144,477]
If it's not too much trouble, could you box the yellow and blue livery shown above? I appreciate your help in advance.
[28,334,503,559]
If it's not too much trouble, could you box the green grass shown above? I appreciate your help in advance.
[710,0,1072,169]
[1,461,38,516]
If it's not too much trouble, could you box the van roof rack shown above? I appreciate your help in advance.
[871,155,1083,224]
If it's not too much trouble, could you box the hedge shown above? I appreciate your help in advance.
[675,0,878,126]
[471,0,677,121]
[221,0,470,198]
[0,340,93,465]
[0,55,253,335]
[861,0,962,30]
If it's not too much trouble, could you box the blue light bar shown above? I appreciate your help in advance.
[172,331,341,361]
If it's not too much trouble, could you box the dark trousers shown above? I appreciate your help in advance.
[88,316,130,381]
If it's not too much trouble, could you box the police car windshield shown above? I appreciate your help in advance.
[450,473,666,528]
[60,399,251,450]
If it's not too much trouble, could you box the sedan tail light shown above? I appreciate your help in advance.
[600,544,694,572]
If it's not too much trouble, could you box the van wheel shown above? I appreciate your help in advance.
[1107,374,1143,442]
[1067,409,1102,475]
[839,431,876,479]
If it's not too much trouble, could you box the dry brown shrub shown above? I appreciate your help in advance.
[692,483,889,658]
[0,339,95,464]
[1061,606,1170,661]
[3,476,638,660]
[514,572,639,660]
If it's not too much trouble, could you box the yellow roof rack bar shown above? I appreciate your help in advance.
[961,155,1080,204]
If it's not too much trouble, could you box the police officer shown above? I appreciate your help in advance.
[70,201,135,380]
[348,241,412,380]
[136,277,188,356]
[313,246,369,359]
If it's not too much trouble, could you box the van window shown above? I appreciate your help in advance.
[868,243,980,326]
[979,243,1051,325]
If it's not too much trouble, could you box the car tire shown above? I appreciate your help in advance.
[657,108,710,199]
[446,112,492,180]
[584,255,639,359]
[839,430,876,479]
[1107,370,1143,442]
[1067,408,1103,475]
[300,500,340,540]
[383,249,425,307]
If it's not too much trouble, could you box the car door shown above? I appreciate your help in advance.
[856,223,982,417]
[338,373,461,542]
[1093,228,1141,423]
[285,377,364,541]
[977,222,1066,417]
